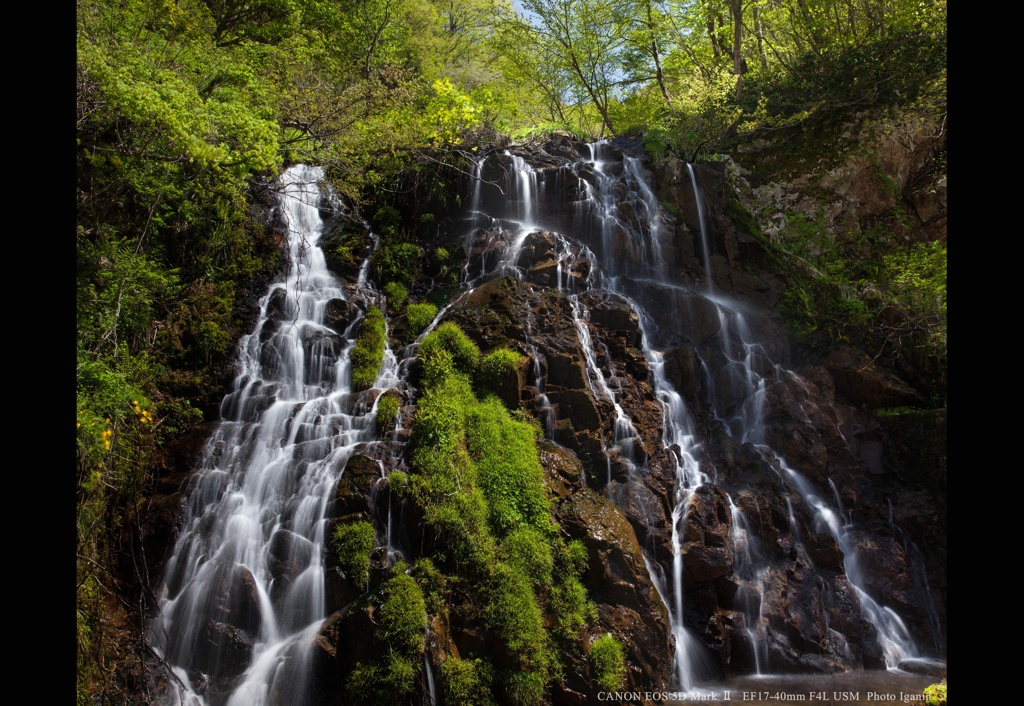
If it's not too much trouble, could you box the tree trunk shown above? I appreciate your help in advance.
[731,0,744,97]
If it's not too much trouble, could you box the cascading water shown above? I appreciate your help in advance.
[459,139,936,694]
[148,165,399,705]
[145,139,941,705]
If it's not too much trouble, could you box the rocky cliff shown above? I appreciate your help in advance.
[143,119,945,705]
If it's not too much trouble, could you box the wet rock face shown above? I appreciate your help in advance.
[557,484,672,692]
[446,139,943,683]
[145,136,943,705]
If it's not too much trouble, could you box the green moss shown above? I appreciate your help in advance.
[505,670,547,706]
[420,321,480,375]
[403,323,598,704]
[406,302,438,338]
[442,657,496,706]
[550,576,597,641]
[550,539,596,640]
[556,539,589,579]
[483,562,552,686]
[371,242,422,286]
[388,470,408,494]
[383,281,408,311]
[500,526,554,590]
[590,633,626,692]
[332,521,376,589]
[412,557,449,614]
[380,565,428,655]
[478,347,522,393]
[923,681,946,706]
[375,390,400,429]
[347,654,417,705]
[466,396,553,537]
[350,307,386,391]
[724,198,766,241]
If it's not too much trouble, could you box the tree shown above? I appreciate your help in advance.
[515,0,632,136]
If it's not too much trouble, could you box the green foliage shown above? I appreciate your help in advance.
[500,526,554,590]
[344,564,429,705]
[403,322,599,704]
[465,396,552,537]
[426,78,485,145]
[380,565,428,654]
[347,655,417,706]
[420,322,480,376]
[412,557,449,614]
[332,521,376,588]
[923,680,946,706]
[371,242,423,287]
[350,307,387,391]
[388,470,409,493]
[733,33,947,122]
[383,281,409,311]
[883,241,947,319]
[550,576,597,641]
[406,302,438,338]
[550,540,596,641]
[376,390,401,429]
[556,539,589,579]
[442,657,496,706]
[766,204,945,402]
[505,670,548,706]
[483,562,553,690]
[478,347,522,393]
[374,205,403,235]
[420,346,458,390]
[590,633,626,691]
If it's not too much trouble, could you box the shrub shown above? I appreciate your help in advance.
[465,396,552,537]
[383,281,408,311]
[379,566,428,655]
[350,307,386,391]
[419,321,480,375]
[406,302,438,338]
[332,521,376,588]
[478,347,522,394]
[442,657,495,706]
[371,242,422,286]
[376,390,400,429]
[373,205,402,235]
[590,633,626,692]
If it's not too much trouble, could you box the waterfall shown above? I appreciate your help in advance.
[460,140,930,692]
[148,165,397,705]
[686,162,713,291]
[147,140,938,704]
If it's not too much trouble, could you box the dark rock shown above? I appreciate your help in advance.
[826,346,927,410]
[557,487,671,691]
[324,298,360,336]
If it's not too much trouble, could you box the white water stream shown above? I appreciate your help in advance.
[459,140,928,692]
[149,165,398,705]
[149,143,935,703]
